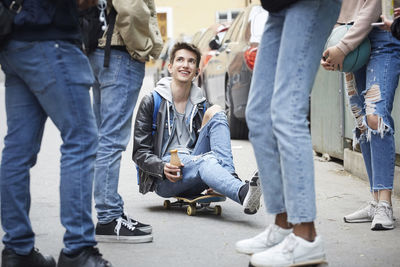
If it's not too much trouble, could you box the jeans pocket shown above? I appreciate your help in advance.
[55,41,95,88]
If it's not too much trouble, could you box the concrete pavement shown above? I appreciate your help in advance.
[0,70,399,266]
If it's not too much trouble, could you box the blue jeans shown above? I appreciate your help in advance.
[245,0,340,224]
[89,49,145,224]
[0,40,98,254]
[345,28,400,191]
[155,112,244,203]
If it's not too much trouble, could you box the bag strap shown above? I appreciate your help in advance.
[103,6,117,67]
[152,91,162,135]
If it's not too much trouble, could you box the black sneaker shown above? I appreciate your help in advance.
[57,247,112,267]
[121,213,152,234]
[1,247,56,267]
[95,217,153,243]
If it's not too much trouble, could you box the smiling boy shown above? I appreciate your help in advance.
[132,42,261,212]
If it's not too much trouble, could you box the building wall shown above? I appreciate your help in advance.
[154,0,258,41]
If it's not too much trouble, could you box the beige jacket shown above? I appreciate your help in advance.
[98,0,163,62]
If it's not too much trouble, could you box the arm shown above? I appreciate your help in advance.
[132,95,182,183]
[112,0,162,61]
[132,94,165,178]
[322,0,380,71]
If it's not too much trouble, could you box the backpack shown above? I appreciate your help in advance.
[136,91,207,184]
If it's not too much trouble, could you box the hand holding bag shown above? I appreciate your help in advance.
[324,24,371,73]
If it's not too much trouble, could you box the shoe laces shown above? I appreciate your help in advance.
[123,213,138,226]
[281,234,297,254]
[114,217,136,239]
[264,225,279,246]
[375,202,393,219]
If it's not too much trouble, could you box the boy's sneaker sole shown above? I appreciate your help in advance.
[249,259,327,267]
[244,174,262,215]
[96,234,153,243]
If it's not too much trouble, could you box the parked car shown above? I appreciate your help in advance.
[201,4,268,139]
[192,23,230,87]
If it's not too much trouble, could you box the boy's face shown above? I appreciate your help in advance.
[168,49,198,84]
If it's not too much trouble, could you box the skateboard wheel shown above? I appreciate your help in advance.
[214,205,222,215]
[187,205,196,216]
[163,200,171,209]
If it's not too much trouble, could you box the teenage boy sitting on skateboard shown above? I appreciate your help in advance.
[132,42,261,214]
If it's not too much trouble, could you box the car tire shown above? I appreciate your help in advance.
[225,80,249,140]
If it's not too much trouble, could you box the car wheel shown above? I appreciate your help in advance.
[225,80,249,140]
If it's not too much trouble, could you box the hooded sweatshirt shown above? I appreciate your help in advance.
[154,77,206,157]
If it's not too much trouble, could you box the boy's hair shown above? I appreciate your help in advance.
[169,42,202,68]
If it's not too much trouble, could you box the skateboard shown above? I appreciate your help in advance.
[163,193,226,216]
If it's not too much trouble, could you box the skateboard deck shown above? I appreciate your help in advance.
[163,193,226,216]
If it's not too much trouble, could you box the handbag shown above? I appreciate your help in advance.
[324,24,371,73]
[0,0,23,47]
[260,0,298,12]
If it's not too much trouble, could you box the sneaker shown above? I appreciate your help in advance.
[236,224,292,255]
[250,233,326,267]
[1,247,55,267]
[95,217,153,243]
[243,172,262,215]
[344,200,377,223]
[122,213,152,233]
[371,201,394,230]
[57,247,112,267]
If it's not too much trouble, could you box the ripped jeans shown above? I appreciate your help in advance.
[345,27,400,191]
[155,112,244,203]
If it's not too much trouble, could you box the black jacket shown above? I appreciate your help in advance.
[132,89,207,194]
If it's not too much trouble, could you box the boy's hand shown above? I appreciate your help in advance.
[164,162,184,183]
[77,0,98,10]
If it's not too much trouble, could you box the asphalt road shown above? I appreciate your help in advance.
[0,69,399,266]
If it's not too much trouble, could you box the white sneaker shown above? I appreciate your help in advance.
[236,224,292,255]
[344,200,377,223]
[243,172,262,215]
[371,201,394,230]
[250,233,326,267]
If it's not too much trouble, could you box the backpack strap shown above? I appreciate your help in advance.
[103,6,117,67]
[152,91,162,135]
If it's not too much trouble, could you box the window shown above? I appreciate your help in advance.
[216,10,242,23]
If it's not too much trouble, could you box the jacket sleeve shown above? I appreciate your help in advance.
[112,0,163,61]
[132,94,165,179]
[336,0,381,55]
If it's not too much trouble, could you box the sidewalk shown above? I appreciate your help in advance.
[0,72,399,266]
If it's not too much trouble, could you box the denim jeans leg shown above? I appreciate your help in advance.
[362,28,400,191]
[192,111,235,173]
[246,0,340,224]
[89,49,145,223]
[0,60,47,255]
[156,153,244,203]
[246,11,285,215]
[1,40,98,254]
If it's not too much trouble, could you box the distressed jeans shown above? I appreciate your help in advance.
[245,0,340,224]
[0,40,98,254]
[155,112,244,203]
[89,49,145,224]
[344,28,400,191]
